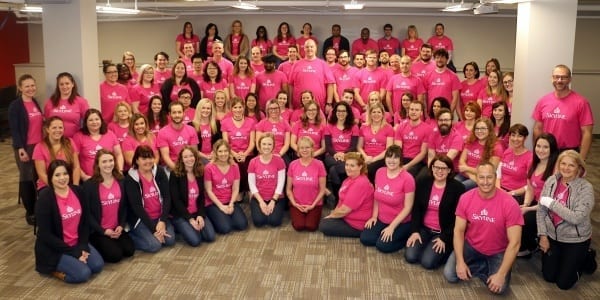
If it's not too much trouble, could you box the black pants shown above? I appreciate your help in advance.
[542,238,591,290]
[89,232,135,263]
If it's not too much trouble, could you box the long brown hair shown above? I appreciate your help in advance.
[42,116,75,166]
[173,146,204,177]
[90,149,124,183]
[50,72,80,106]
[466,117,497,162]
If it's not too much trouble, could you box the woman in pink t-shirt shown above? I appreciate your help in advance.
[255,99,291,162]
[108,101,132,145]
[44,72,90,138]
[248,134,287,227]
[477,70,507,118]
[290,99,326,158]
[214,90,230,122]
[503,72,514,110]
[191,98,221,163]
[224,20,250,63]
[401,25,424,61]
[361,145,414,251]
[204,139,249,234]
[122,113,159,170]
[272,22,295,63]
[33,117,81,190]
[276,91,293,124]
[200,61,229,101]
[131,64,160,115]
[357,102,394,182]
[491,101,510,151]
[320,152,374,237]
[229,57,256,101]
[459,62,483,120]
[100,61,130,123]
[146,95,168,136]
[286,137,326,231]
[199,23,221,60]
[35,160,103,283]
[84,149,135,263]
[457,117,502,190]
[122,51,139,84]
[244,93,264,123]
[452,101,481,143]
[296,23,318,58]
[251,25,273,56]
[160,59,201,107]
[176,21,200,58]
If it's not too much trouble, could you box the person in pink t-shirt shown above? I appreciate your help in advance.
[453,102,481,144]
[426,108,464,172]
[386,55,425,114]
[188,54,204,88]
[252,26,273,56]
[443,162,523,295]
[378,24,401,55]
[107,102,132,144]
[223,20,250,64]
[289,40,335,111]
[157,102,199,171]
[427,23,455,71]
[459,62,484,120]
[332,50,360,103]
[422,49,460,114]
[191,98,221,163]
[401,25,424,61]
[248,134,287,227]
[277,45,300,78]
[175,22,200,58]
[229,56,256,101]
[204,139,248,234]
[290,100,326,159]
[122,113,159,169]
[360,145,414,251]
[131,64,161,115]
[122,51,139,84]
[532,64,594,160]
[355,50,388,111]
[296,23,319,58]
[199,23,221,60]
[74,109,124,182]
[272,22,296,63]
[153,51,171,86]
[410,44,434,79]
[477,70,507,118]
[351,27,378,58]
[176,89,196,125]
[358,103,394,182]
[146,95,168,136]
[256,100,291,163]
[457,118,502,191]
[100,62,130,123]
[200,61,229,101]
[159,60,201,112]
[491,101,510,150]
[34,117,81,190]
[44,72,90,138]
[394,101,431,177]
[286,137,326,231]
[256,54,289,111]
[320,152,374,237]
[244,93,264,123]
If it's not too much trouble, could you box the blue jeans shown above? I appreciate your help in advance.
[319,218,362,238]
[129,218,176,253]
[443,241,511,294]
[206,203,248,234]
[360,220,411,253]
[404,228,451,269]
[56,244,104,283]
[172,216,216,247]
[455,174,477,191]
[250,198,287,227]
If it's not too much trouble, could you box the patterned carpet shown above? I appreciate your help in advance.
[0,138,598,299]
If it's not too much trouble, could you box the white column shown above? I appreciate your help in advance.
[512,0,577,147]
[42,0,99,108]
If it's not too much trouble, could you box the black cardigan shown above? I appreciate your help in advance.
[35,185,90,274]
[124,166,171,232]
[83,179,128,236]
[8,96,43,149]
[410,175,465,246]
[160,78,201,113]
[169,173,206,220]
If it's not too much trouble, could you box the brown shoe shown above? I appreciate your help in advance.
[51,271,66,281]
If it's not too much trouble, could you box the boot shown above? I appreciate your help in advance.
[20,181,37,224]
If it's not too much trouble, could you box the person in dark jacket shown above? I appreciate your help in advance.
[405,155,465,269]
[9,74,43,225]
[170,146,216,246]
[160,59,201,112]
[124,145,175,253]
[322,24,350,57]
[84,149,135,262]
[35,160,104,283]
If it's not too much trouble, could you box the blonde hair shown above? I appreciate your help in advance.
[344,152,367,174]
[557,150,586,177]
[193,98,218,133]
[211,139,235,165]
[113,101,132,123]
[137,64,154,85]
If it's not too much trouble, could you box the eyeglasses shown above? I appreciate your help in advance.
[552,75,570,80]
[432,165,449,172]
[474,127,489,131]
[503,79,513,84]
[268,107,280,111]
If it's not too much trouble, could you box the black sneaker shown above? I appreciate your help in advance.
[25,214,36,226]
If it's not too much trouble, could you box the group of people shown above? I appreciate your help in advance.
[7,19,595,293]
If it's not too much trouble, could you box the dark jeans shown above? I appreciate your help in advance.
[367,159,385,183]
[401,157,425,179]
[89,232,135,263]
[319,217,362,238]
[360,220,411,253]
[55,244,104,283]
[542,238,591,290]
[250,198,287,227]
[405,228,451,269]
[206,203,248,234]
[172,216,216,247]
[129,218,176,253]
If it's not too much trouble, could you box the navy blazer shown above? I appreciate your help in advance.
[83,179,128,235]
[8,96,42,149]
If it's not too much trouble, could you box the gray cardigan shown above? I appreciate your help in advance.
[536,174,594,243]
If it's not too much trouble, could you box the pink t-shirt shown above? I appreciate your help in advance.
[410,60,434,79]
[289,58,335,110]
[187,178,200,215]
[273,36,296,57]
[199,80,228,101]
[24,101,43,145]
[378,37,401,55]
[277,60,296,79]
[463,140,503,170]
[188,72,203,88]
[256,71,288,110]
[394,121,430,158]
[130,83,160,114]
[460,80,484,109]
[530,172,545,201]
[338,174,374,230]
[229,34,241,56]
[140,174,162,219]
[427,129,464,170]
[100,81,130,123]
[56,188,82,247]
[427,35,454,51]
[248,155,286,200]
[452,121,472,143]
[251,39,273,56]
[281,109,292,124]
[423,69,461,110]
[332,66,360,100]
[325,123,359,153]
[220,117,256,152]
[551,183,570,226]
[296,36,319,58]
[230,75,256,101]
[73,131,119,176]
[401,38,424,60]
[423,184,445,231]
[176,33,200,54]
[205,58,234,83]
[99,180,121,230]
[355,67,389,103]
[32,139,79,189]
[292,122,325,151]
[206,37,215,57]
[196,123,214,155]
[255,119,291,154]
[288,158,326,206]
[108,122,129,144]
[500,148,533,191]
[204,162,240,206]
[156,124,199,163]
[456,189,524,255]
[44,97,89,138]
[182,108,195,124]
[477,89,504,118]
[250,63,265,75]
[154,69,171,86]
[169,82,192,102]
[386,74,425,114]
[121,135,157,169]
[532,91,594,149]
[360,124,394,157]
[374,168,415,224]
[351,38,378,57]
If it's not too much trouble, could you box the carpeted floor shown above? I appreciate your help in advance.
[0,138,598,299]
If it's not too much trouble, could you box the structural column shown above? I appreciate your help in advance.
[42,0,99,108]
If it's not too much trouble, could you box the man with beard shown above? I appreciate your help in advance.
[427,23,456,72]
[289,39,335,111]
[422,49,460,115]
[427,107,463,169]
[411,44,434,79]
[277,45,299,78]
[333,50,359,103]
[355,50,389,112]
[532,64,593,160]
[353,53,366,69]
[256,54,288,111]
[352,27,378,58]
[157,102,199,171]
[379,51,391,70]
[394,100,431,178]
[386,55,425,114]
[322,24,350,57]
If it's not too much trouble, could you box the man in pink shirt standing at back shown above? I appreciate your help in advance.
[422,49,460,115]
[378,24,401,55]
[351,27,379,58]
[427,23,456,72]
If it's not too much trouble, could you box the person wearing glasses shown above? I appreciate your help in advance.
[532,64,594,160]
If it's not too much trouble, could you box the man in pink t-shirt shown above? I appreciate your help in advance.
[256,54,288,111]
[332,50,359,103]
[394,101,430,177]
[207,40,234,83]
[427,23,455,72]
[427,108,464,169]
[422,49,460,115]
[157,102,199,170]
[351,27,379,58]
[386,55,426,114]
[277,45,299,79]
[154,51,171,86]
[532,64,594,160]
[250,46,265,75]
[289,40,335,111]
[410,44,435,79]
[181,42,195,74]
[443,162,523,295]
[354,50,389,111]
[377,24,401,55]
